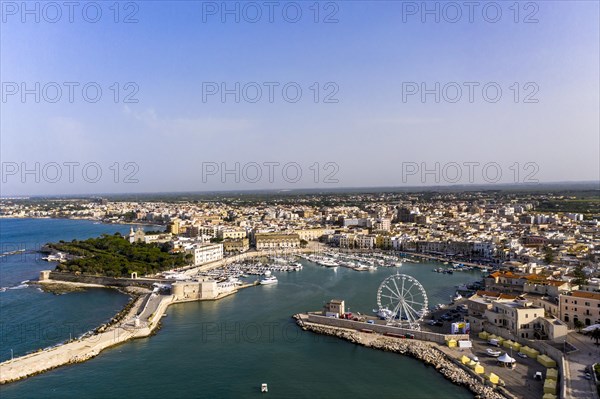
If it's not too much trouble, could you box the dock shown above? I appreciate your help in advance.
[0,293,171,384]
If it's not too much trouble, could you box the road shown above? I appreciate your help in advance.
[564,332,600,399]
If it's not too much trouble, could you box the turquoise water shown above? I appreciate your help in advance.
[0,219,477,398]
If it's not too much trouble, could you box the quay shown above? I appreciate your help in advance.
[0,283,253,384]
[295,310,572,399]
[295,313,507,399]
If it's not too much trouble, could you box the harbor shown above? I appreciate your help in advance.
[2,227,482,398]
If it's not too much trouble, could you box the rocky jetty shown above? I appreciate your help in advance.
[294,315,507,399]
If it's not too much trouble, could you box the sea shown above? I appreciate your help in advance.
[0,218,476,398]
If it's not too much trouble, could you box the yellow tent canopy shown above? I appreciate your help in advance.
[502,340,514,348]
[538,354,557,368]
[542,393,557,399]
[520,346,539,359]
[478,331,490,339]
[447,339,457,348]
[474,364,484,374]
[543,379,557,394]
[460,355,470,364]
[488,373,500,384]
[546,368,559,379]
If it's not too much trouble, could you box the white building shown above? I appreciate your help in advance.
[186,243,223,266]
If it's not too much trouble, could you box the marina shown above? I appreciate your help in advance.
[0,219,482,398]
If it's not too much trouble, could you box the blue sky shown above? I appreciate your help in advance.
[1,1,599,195]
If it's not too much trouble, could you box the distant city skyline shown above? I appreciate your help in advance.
[1,1,599,195]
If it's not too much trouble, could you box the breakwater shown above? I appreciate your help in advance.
[295,315,507,399]
[0,294,171,384]
[0,281,255,385]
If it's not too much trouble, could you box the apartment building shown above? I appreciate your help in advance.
[223,238,250,253]
[217,228,247,240]
[185,243,224,265]
[484,300,550,339]
[559,291,600,328]
[255,233,300,250]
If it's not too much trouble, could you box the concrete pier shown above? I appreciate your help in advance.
[0,293,172,384]
[0,282,259,384]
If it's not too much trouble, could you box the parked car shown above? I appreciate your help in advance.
[434,321,444,327]
[517,352,528,359]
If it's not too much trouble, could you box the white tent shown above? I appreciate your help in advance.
[582,324,600,333]
[497,353,516,364]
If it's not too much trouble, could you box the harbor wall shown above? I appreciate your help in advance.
[47,271,170,288]
[306,314,469,344]
[297,319,507,399]
[0,294,174,384]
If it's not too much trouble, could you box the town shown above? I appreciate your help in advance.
[1,189,599,397]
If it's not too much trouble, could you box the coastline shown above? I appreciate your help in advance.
[294,316,509,399]
[0,215,163,227]
[0,281,253,385]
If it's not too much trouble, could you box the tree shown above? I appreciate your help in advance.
[300,239,308,248]
[543,245,555,265]
[574,319,584,332]
[590,327,600,346]
[572,265,588,287]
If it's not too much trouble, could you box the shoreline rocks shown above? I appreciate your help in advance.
[295,315,507,399]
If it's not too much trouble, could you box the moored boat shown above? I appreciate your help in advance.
[260,276,278,285]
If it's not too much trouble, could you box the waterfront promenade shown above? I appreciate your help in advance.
[0,293,169,384]
[0,279,257,384]
[564,332,600,399]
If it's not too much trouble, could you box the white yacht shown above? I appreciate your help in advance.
[260,276,278,285]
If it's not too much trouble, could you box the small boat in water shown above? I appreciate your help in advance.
[261,383,268,392]
[260,276,278,285]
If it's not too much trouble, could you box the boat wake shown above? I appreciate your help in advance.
[0,280,30,292]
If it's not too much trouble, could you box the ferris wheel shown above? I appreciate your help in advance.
[376,273,428,330]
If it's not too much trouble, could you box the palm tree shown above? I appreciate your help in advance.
[590,327,600,346]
